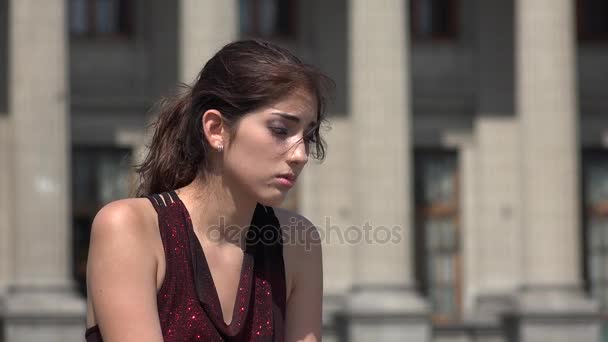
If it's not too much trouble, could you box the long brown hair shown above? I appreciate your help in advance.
[133,39,334,197]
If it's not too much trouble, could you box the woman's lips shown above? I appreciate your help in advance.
[275,176,295,188]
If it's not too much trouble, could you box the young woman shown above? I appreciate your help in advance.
[85,40,332,341]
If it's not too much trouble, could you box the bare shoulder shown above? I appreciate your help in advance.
[87,196,161,283]
[273,207,322,253]
[86,197,163,331]
[90,197,156,238]
[273,208,324,341]
[272,208,323,300]
[273,207,312,228]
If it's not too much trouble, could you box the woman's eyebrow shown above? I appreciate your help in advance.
[271,112,317,127]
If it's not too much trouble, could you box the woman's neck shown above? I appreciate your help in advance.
[176,173,257,250]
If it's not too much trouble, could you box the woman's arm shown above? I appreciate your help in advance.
[86,200,164,342]
[278,209,324,342]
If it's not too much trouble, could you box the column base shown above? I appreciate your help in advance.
[4,286,86,342]
[474,292,515,322]
[335,286,430,342]
[504,286,600,342]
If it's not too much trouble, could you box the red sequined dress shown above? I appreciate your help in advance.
[85,190,286,341]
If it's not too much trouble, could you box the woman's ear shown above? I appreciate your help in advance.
[201,109,227,150]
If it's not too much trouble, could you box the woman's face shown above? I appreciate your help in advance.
[223,88,318,207]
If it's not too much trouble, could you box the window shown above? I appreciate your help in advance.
[410,0,459,41]
[414,150,461,323]
[72,146,133,295]
[69,0,134,37]
[582,150,608,341]
[239,0,297,40]
[578,0,608,42]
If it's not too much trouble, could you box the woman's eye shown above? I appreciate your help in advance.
[270,127,288,136]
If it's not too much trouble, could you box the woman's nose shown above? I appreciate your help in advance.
[288,139,309,165]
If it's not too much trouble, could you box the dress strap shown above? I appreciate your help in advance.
[145,191,178,213]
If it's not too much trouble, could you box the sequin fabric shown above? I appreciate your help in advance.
[85,190,286,341]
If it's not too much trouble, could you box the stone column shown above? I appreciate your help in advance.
[471,0,523,321]
[512,0,600,341]
[179,0,238,83]
[473,117,522,318]
[4,1,86,341]
[299,117,354,342]
[0,114,12,296]
[0,0,11,300]
[0,115,12,342]
[339,1,429,341]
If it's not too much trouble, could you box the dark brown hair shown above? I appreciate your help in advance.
[133,39,334,197]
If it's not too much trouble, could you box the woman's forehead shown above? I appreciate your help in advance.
[265,89,317,122]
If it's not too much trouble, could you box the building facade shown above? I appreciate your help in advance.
[0,0,607,341]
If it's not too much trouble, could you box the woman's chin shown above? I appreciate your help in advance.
[257,189,288,207]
